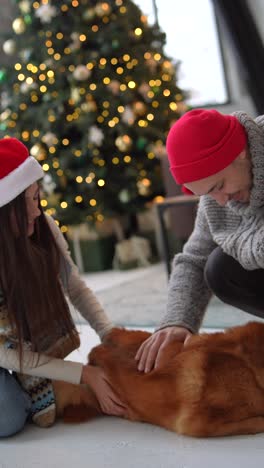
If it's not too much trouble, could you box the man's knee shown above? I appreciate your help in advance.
[0,369,31,437]
[204,247,231,298]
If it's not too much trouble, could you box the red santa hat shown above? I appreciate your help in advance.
[0,137,44,207]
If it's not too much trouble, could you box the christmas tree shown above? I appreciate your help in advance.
[0,0,187,232]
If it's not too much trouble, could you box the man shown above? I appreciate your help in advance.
[136,108,264,372]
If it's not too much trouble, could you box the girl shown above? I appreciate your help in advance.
[0,137,126,437]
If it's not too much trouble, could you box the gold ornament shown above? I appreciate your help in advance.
[138,82,150,98]
[146,57,157,72]
[108,80,120,95]
[115,135,132,152]
[133,101,146,116]
[175,101,188,113]
[81,101,97,112]
[31,143,46,161]
[12,18,26,34]
[137,178,151,196]
[42,132,58,147]
[95,3,112,17]
[162,60,175,75]
[151,141,167,159]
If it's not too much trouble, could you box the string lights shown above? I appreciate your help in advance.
[0,0,187,227]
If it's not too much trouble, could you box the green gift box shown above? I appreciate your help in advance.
[68,236,116,272]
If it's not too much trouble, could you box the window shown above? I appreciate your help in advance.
[136,0,228,107]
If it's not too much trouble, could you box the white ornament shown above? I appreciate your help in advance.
[35,4,58,24]
[71,87,81,103]
[70,32,81,51]
[3,39,16,55]
[81,100,97,112]
[12,17,26,34]
[118,189,130,203]
[73,65,91,81]
[19,0,31,14]
[42,174,56,195]
[121,106,135,125]
[0,108,11,121]
[42,132,57,147]
[88,126,104,146]
[44,58,54,67]
[151,40,163,49]
[150,142,167,159]
[0,92,11,109]
[20,81,37,94]
[19,48,31,62]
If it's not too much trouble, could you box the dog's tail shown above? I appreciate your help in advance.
[62,402,102,423]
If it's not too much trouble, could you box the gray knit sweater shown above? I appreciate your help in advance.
[158,111,264,333]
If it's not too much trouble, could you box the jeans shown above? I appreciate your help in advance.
[0,368,31,437]
[205,246,264,319]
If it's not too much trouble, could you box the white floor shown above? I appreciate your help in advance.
[1,324,264,468]
[82,263,161,293]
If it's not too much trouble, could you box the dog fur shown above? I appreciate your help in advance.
[53,322,264,437]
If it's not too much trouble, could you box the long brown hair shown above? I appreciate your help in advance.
[0,190,79,367]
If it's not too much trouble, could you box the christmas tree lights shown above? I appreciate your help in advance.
[0,0,187,228]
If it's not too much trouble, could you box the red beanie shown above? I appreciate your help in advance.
[166,109,247,185]
[0,137,44,207]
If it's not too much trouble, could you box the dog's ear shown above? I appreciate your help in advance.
[89,345,109,366]
[63,404,101,423]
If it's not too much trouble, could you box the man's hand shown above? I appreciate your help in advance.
[135,326,192,373]
[81,365,128,417]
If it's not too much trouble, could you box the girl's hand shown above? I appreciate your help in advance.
[81,365,128,417]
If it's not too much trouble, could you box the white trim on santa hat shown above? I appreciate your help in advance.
[0,156,44,207]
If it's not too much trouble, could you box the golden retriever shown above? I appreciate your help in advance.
[53,322,264,437]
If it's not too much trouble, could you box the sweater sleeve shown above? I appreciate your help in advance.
[213,211,264,271]
[157,198,217,333]
[0,339,83,384]
[45,215,113,339]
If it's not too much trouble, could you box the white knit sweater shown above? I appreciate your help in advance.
[0,215,113,384]
[158,111,264,333]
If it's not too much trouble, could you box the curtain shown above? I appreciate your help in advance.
[212,0,264,114]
